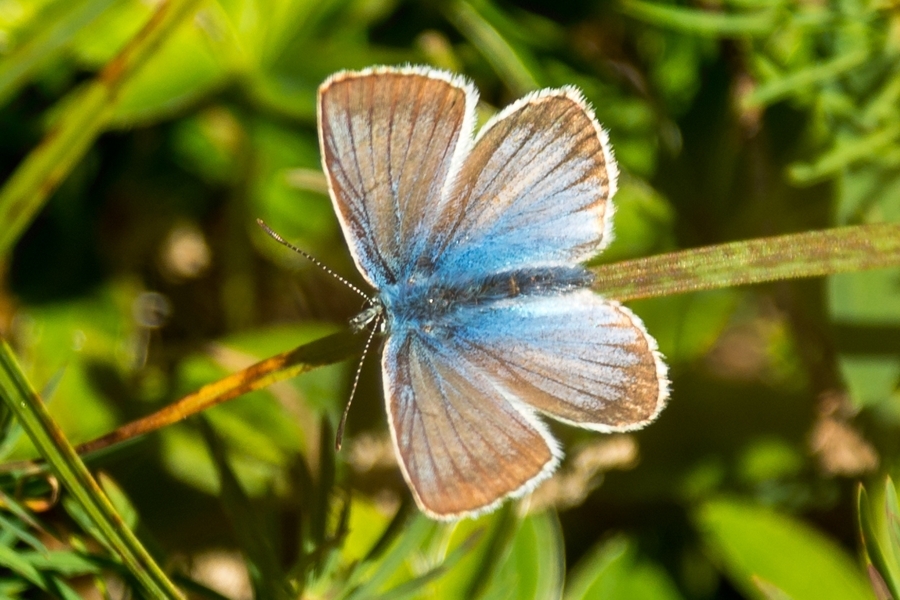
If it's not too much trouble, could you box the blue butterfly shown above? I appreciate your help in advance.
[316,66,669,519]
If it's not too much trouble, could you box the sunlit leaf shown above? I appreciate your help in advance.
[565,534,683,600]
[698,499,876,600]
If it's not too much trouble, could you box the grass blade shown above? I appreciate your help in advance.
[0,0,117,106]
[0,0,205,258]
[0,338,184,598]
[73,330,359,458]
[593,223,900,301]
[858,485,899,600]
[443,0,539,95]
[342,513,437,600]
[372,530,483,600]
[621,0,776,35]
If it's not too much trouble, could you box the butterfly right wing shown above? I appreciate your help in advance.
[427,87,617,277]
[382,330,559,519]
[451,290,668,431]
[382,290,667,519]
[318,67,477,288]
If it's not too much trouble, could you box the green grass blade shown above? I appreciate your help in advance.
[789,124,900,184]
[0,365,64,459]
[0,0,117,106]
[199,417,290,600]
[0,330,363,476]
[883,477,900,597]
[858,485,900,600]
[565,534,682,600]
[342,513,437,600]
[752,576,797,600]
[0,511,46,554]
[0,0,204,258]
[312,417,336,549]
[443,0,539,95]
[48,576,85,600]
[0,543,47,589]
[466,504,518,599]
[746,49,868,110]
[20,549,100,577]
[359,497,416,565]
[592,223,900,301]
[0,488,50,547]
[171,574,236,600]
[699,498,875,600]
[0,338,184,598]
[621,0,776,35]
[886,476,900,553]
[371,530,483,600]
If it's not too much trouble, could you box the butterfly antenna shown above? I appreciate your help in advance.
[256,219,371,302]
[336,313,381,451]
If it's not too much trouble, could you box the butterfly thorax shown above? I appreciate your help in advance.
[377,266,593,338]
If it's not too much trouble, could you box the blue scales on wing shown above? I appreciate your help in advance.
[427,87,618,278]
[449,290,667,432]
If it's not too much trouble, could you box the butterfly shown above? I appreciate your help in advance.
[316,65,669,520]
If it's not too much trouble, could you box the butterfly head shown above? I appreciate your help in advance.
[349,300,385,333]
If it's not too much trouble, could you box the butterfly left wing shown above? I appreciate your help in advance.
[318,67,477,288]
[382,330,560,519]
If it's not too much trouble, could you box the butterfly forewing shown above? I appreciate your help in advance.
[318,67,476,287]
[428,89,617,277]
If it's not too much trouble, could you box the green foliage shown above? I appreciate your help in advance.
[0,0,898,597]
[698,498,875,600]
[858,477,900,600]
[565,535,684,600]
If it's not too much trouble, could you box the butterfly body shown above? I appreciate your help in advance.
[379,266,594,339]
[316,66,669,519]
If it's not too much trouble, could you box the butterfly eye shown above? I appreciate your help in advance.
[349,304,383,331]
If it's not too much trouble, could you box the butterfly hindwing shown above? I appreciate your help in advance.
[451,290,668,431]
[382,289,667,518]
[382,330,559,519]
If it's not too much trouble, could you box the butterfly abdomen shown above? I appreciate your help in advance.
[475,266,593,302]
[380,266,593,337]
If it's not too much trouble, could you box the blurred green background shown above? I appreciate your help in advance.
[1,0,899,598]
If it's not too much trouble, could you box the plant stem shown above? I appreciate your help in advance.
[592,222,900,302]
